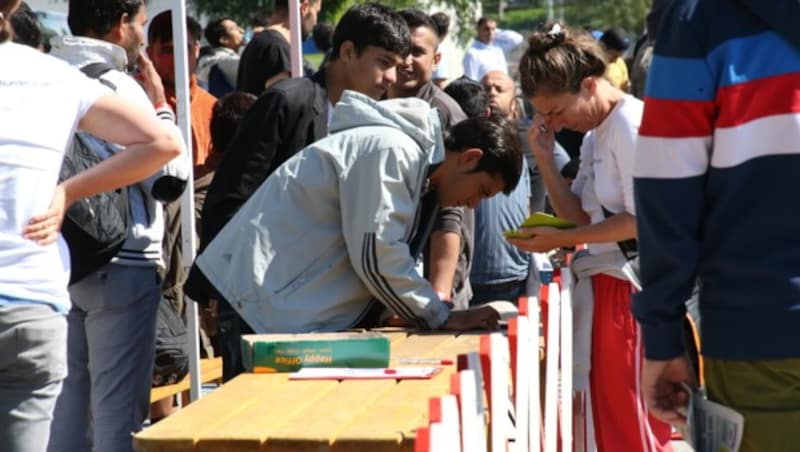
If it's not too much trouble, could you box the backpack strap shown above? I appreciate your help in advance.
[80,62,117,91]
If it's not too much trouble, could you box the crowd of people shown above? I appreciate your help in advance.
[1,0,799,451]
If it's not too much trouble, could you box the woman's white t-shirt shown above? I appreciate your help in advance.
[571,94,643,254]
[0,42,110,311]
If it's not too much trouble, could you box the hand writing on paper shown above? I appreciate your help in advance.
[441,306,500,332]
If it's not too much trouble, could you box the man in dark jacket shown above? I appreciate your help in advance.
[386,9,474,310]
[193,2,411,381]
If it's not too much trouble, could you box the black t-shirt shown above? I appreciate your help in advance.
[237,29,291,96]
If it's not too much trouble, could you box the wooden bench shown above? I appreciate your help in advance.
[150,357,223,405]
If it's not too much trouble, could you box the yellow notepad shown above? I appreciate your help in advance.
[503,212,576,238]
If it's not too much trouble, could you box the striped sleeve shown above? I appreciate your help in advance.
[339,144,450,330]
[631,6,714,360]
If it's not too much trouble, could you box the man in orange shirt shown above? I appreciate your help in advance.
[147,10,217,176]
[146,11,219,399]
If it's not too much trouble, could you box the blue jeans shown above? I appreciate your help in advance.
[48,263,160,452]
[0,304,66,452]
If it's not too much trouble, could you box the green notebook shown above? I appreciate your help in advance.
[503,211,576,238]
[241,332,390,373]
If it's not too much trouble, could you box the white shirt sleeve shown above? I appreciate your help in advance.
[611,117,638,215]
[494,29,524,53]
[71,66,114,120]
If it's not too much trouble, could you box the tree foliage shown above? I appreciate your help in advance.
[563,0,650,35]
[189,0,480,47]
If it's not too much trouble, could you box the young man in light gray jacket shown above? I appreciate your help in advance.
[195,91,522,334]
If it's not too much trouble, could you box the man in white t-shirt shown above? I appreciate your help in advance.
[462,17,523,81]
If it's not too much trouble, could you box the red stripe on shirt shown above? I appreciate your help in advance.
[716,72,800,128]
[639,98,715,138]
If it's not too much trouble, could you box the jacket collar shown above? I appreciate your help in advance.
[49,35,128,71]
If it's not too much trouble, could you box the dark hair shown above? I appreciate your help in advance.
[147,10,202,45]
[430,12,449,40]
[274,0,289,14]
[330,3,410,60]
[10,2,41,48]
[204,18,229,47]
[599,27,629,52]
[251,8,270,28]
[444,115,522,194]
[67,0,142,37]
[312,22,332,53]
[211,91,257,154]
[444,76,489,119]
[476,16,495,28]
[0,0,13,43]
[519,23,606,97]
[398,8,437,35]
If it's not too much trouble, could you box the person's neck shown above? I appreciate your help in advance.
[324,61,348,105]
[592,79,625,128]
[427,156,450,192]
[386,82,423,99]
[268,20,290,42]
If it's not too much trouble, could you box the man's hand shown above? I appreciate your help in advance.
[23,184,68,245]
[440,306,500,332]
[134,51,168,107]
[641,356,697,426]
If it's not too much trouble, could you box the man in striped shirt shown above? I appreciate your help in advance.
[633,1,800,449]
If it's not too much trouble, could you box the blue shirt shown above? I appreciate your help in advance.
[470,159,531,285]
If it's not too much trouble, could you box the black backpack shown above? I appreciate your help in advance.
[153,298,191,387]
[59,63,130,284]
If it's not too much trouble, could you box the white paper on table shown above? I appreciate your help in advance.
[289,367,440,380]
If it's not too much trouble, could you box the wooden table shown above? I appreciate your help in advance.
[133,330,483,451]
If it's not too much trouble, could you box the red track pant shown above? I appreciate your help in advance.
[589,274,673,452]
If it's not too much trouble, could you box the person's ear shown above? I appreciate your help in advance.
[581,76,597,95]
[300,0,310,16]
[106,13,127,43]
[145,44,154,59]
[433,50,441,66]
[339,41,355,63]
[458,147,484,171]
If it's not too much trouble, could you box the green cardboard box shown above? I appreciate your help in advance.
[241,332,391,373]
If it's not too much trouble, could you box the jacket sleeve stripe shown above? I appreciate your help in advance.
[635,136,711,179]
[361,233,429,329]
[716,72,800,128]
[639,98,715,137]
[646,55,715,101]
[708,31,800,88]
[713,113,800,168]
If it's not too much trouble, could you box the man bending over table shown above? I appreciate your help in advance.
[192,91,522,344]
